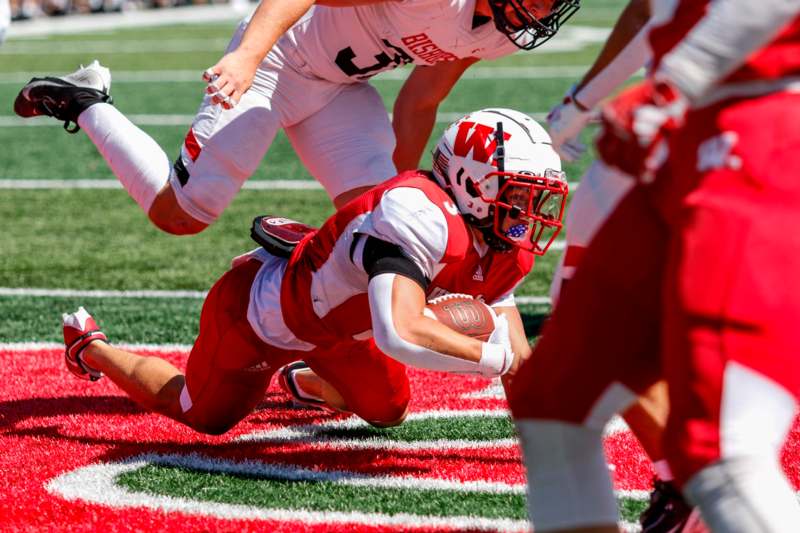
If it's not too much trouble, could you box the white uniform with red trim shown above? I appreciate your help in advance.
[282,0,515,83]
[170,0,518,225]
[246,171,533,351]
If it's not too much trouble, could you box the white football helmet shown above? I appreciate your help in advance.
[431,108,568,255]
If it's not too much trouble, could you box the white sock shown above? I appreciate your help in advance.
[78,103,170,213]
[516,419,619,531]
[685,456,800,532]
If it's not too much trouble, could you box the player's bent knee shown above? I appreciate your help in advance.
[185,416,238,436]
[148,185,209,235]
[150,214,208,236]
[182,405,242,436]
[365,405,409,428]
[355,397,409,428]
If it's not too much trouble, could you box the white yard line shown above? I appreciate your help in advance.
[0,65,606,83]
[46,456,532,532]
[1,38,235,54]
[0,341,193,351]
[0,111,549,127]
[0,179,578,193]
[0,287,208,298]
[0,178,324,190]
[0,288,555,304]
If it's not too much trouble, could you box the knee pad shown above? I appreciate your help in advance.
[515,419,618,531]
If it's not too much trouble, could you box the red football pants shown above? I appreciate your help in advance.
[510,91,800,486]
[183,259,409,433]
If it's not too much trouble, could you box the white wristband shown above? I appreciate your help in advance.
[479,342,513,377]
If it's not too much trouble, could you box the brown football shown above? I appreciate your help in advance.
[424,294,495,341]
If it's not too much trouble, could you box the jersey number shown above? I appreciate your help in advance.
[335,39,413,80]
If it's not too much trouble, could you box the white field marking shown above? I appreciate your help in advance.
[46,454,531,532]
[237,408,518,448]
[514,296,552,305]
[0,179,578,191]
[0,66,614,84]
[621,523,642,533]
[0,112,549,127]
[0,288,555,304]
[0,341,193,352]
[604,416,630,436]
[102,452,527,493]
[1,39,234,55]
[462,379,506,399]
[0,287,208,299]
[0,179,324,190]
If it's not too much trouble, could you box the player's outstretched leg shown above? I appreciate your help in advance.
[62,306,187,422]
[14,62,204,235]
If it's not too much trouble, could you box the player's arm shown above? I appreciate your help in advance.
[392,57,480,171]
[548,0,651,161]
[359,237,515,376]
[205,0,393,108]
[572,0,650,108]
[657,0,799,104]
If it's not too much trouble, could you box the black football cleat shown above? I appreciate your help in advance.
[14,60,112,133]
[62,306,107,381]
[278,361,332,410]
[639,478,694,532]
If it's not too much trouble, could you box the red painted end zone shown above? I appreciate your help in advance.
[1,346,798,530]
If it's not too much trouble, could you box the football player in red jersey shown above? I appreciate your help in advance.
[60,109,567,434]
[542,1,702,531]
[14,0,578,236]
[510,1,800,531]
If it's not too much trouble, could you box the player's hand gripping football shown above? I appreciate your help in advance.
[596,78,687,181]
[484,312,518,377]
[203,49,261,110]
[547,85,595,162]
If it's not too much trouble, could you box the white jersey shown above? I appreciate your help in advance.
[274,0,518,83]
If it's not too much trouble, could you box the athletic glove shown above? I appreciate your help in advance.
[547,85,595,162]
[596,78,687,182]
